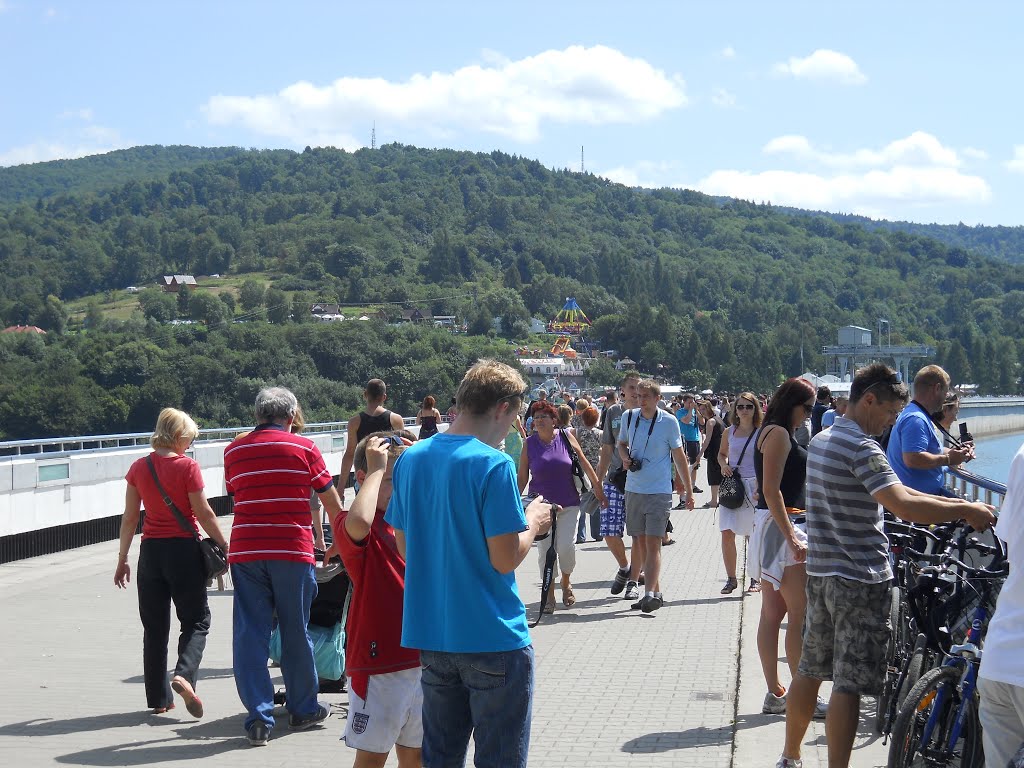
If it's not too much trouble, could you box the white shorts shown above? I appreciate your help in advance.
[751,508,807,590]
[718,478,756,536]
[343,667,423,754]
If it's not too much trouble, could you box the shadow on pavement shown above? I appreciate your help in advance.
[622,726,732,753]
[0,711,180,736]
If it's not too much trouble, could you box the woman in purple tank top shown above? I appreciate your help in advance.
[517,402,605,613]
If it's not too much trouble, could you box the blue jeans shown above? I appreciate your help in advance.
[231,560,319,731]
[420,645,534,768]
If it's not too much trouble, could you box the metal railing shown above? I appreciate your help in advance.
[946,466,1007,508]
[0,417,435,459]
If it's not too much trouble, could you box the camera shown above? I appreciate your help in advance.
[627,455,644,472]
[958,422,974,445]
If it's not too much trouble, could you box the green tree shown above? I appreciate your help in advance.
[218,291,236,316]
[239,279,265,311]
[265,287,290,324]
[137,288,177,323]
[189,291,230,326]
[84,300,105,330]
[176,285,192,318]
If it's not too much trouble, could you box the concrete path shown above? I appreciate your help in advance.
[0,480,890,767]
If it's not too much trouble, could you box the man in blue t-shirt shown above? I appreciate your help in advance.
[386,360,552,768]
[675,394,702,495]
[619,380,694,613]
[886,365,973,496]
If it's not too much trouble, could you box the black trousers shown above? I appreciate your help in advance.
[137,538,211,709]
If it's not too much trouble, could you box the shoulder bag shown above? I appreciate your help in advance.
[718,429,756,510]
[559,428,590,494]
[145,456,228,580]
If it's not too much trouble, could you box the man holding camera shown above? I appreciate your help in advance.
[617,379,694,613]
[886,364,973,497]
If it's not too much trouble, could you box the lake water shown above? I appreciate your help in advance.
[964,430,1024,485]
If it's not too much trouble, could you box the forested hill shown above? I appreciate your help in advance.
[0,145,246,206]
[772,205,1024,265]
[1,143,1023,440]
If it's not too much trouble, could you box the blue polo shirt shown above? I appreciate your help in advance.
[675,407,700,442]
[385,433,530,653]
[886,401,944,495]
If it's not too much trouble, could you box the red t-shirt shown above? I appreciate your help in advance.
[333,509,420,699]
[125,453,204,540]
[224,424,332,564]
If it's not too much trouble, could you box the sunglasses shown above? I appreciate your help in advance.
[736,403,755,411]
[498,388,531,404]
[384,435,408,456]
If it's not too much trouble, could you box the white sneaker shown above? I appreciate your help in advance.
[762,690,787,714]
[775,757,803,768]
[624,581,639,600]
[813,695,828,719]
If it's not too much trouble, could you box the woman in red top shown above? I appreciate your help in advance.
[114,408,229,717]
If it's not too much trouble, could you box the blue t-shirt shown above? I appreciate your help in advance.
[886,402,943,494]
[620,408,683,495]
[675,407,700,442]
[821,409,837,429]
[385,433,530,653]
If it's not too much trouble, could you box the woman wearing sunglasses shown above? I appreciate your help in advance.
[716,392,761,595]
[752,378,827,719]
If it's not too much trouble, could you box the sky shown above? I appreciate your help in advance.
[2,1,1023,226]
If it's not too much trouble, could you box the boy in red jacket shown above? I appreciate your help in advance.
[333,431,421,768]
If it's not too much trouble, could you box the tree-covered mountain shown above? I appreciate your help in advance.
[0,143,1021,440]
[0,145,246,206]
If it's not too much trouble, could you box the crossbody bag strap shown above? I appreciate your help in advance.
[145,455,199,541]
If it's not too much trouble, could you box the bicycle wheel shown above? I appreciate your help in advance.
[876,586,902,733]
[888,666,983,768]
[896,637,929,712]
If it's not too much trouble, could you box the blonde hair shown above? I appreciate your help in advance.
[557,404,573,427]
[575,398,590,411]
[455,359,528,416]
[290,404,306,434]
[637,379,662,397]
[150,408,199,450]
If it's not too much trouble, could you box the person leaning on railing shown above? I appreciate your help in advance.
[114,407,229,718]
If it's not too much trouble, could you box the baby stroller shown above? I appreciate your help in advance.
[271,557,352,703]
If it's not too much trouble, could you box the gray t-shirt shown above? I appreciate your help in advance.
[805,415,901,583]
[601,402,626,481]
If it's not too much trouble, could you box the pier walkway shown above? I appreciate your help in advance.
[0,482,889,768]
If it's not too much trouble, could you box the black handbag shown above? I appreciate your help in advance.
[559,428,590,493]
[718,430,756,510]
[145,456,228,580]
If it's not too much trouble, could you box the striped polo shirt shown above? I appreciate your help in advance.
[224,424,333,564]
[805,415,901,583]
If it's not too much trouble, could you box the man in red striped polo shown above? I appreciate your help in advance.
[224,387,343,746]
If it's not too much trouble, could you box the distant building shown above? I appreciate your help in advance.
[615,357,637,371]
[400,308,433,324]
[161,275,198,293]
[519,357,592,391]
[125,286,139,294]
[2,325,46,335]
[310,302,344,321]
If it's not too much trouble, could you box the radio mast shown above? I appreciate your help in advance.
[580,146,585,173]
[371,122,377,150]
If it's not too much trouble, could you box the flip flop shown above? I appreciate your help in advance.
[171,675,204,718]
[562,584,576,607]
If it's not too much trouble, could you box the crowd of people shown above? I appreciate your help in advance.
[111,361,1024,768]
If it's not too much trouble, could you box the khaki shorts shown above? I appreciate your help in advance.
[344,666,423,753]
[624,492,672,537]
[798,575,891,695]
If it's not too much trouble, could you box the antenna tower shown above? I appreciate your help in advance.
[580,146,585,173]
[371,122,377,150]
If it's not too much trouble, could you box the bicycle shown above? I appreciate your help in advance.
[887,544,1007,768]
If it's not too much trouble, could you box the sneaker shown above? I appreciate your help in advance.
[630,599,644,610]
[762,690,787,715]
[611,568,629,595]
[813,696,828,720]
[289,703,330,730]
[624,581,639,600]
[673,500,686,510]
[247,721,271,746]
[692,486,704,494]
[640,594,664,613]
[775,757,803,768]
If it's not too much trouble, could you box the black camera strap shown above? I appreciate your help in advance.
[628,408,659,465]
[917,400,968,450]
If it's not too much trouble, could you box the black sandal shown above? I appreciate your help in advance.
[720,577,738,594]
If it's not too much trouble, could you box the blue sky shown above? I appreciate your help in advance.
[2,1,1023,226]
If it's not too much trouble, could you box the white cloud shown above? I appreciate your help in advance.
[58,107,94,121]
[763,131,961,169]
[203,45,687,145]
[1007,146,1024,173]
[711,87,736,108]
[963,146,989,161]
[720,46,736,59]
[599,161,680,188]
[0,126,128,167]
[773,49,866,85]
[695,166,990,214]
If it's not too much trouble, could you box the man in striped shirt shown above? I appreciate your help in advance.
[776,364,995,768]
[224,387,343,747]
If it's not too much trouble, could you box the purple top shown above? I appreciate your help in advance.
[525,431,581,508]
[726,426,759,479]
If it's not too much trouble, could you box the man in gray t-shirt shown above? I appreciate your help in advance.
[778,363,996,768]
[595,372,641,599]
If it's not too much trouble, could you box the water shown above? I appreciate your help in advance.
[966,430,1024,485]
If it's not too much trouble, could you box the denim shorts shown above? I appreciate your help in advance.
[798,575,891,695]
